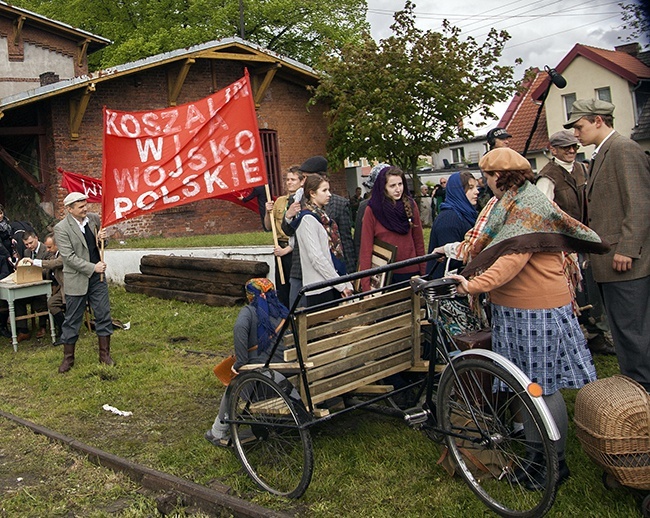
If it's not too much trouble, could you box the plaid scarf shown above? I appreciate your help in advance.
[463,181,609,277]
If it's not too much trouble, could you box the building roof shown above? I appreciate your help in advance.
[0,37,319,113]
[0,0,110,52]
[531,43,650,101]
[498,69,549,154]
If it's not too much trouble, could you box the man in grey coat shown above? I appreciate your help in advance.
[565,98,650,390]
[54,192,114,373]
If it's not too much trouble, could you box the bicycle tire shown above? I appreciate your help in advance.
[228,370,314,498]
[437,357,558,517]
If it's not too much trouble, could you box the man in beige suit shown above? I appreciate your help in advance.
[565,99,650,391]
[54,192,114,373]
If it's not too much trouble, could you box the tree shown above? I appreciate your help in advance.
[619,2,650,47]
[311,1,520,175]
[12,0,369,68]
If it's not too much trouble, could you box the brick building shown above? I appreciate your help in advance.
[0,8,337,238]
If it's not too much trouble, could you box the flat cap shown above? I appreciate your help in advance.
[299,155,328,173]
[63,191,88,206]
[549,130,579,148]
[564,98,615,128]
[479,148,531,172]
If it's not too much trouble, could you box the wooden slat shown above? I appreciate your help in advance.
[307,337,412,383]
[248,397,291,415]
[311,359,413,405]
[283,312,412,361]
[237,362,312,373]
[305,287,411,326]
[352,384,394,394]
[302,299,413,343]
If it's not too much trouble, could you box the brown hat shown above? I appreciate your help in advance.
[549,130,579,148]
[564,98,615,128]
[479,148,531,172]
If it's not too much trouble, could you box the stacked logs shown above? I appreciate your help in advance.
[124,255,270,307]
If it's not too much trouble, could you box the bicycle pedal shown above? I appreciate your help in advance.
[404,407,430,426]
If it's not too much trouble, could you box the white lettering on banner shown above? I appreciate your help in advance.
[186,104,206,130]
[113,198,132,219]
[187,146,207,171]
[143,165,166,188]
[113,167,140,193]
[161,185,180,204]
[209,137,231,163]
[235,130,255,155]
[136,138,164,162]
[137,191,157,211]
[230,162,240,188]
[142,112,161,136]
[182,175,200,197]
[161,110,181,135]
[120,114,141,138]
[242,158,262,183]
[204,166,228,192]
[169,155,183,178]
[105,111,121,136]
[81,179,102,197]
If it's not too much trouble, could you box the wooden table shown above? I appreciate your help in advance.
[0,280,56,351]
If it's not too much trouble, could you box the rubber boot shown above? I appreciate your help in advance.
[53,313,65,346]
[98,335,115,366]
[58,344,75,373]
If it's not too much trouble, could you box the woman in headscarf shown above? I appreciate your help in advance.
[293,174,354,307]
[358,166,426,292]
[205,278,288,447]
[448,148,609,489]
[426,171,479,278]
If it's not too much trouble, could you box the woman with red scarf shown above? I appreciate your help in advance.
[293,174,353,307]
[358,166,426,292]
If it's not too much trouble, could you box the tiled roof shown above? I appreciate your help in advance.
[531,43,650,101]
[498,70,549,154]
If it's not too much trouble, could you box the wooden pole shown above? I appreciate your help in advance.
[99,229,105,282]
[264,184,285,284]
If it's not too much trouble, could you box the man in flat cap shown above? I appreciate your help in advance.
[565,99,650,390]
[281,155,356,307]
[536,130,615,355]
[54,192,114,373]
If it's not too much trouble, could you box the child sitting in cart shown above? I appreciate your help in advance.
[205,278,288,447]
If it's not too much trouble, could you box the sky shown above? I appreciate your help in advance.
[366,0,648,126]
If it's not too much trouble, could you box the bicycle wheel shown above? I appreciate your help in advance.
[228,370,314,498]
[437,357,558,517]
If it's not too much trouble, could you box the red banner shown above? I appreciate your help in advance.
[101,71,267,227]
[59,168,103,203]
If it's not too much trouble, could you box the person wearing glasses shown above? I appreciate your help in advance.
[536,130,615,357]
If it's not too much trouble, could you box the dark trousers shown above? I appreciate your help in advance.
[60,273,112,345]
[306,288,339,308]
[600,275,650,391]
[274,251,292,309]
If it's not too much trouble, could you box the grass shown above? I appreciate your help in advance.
[0,285,643,517]
[108,231,274,249]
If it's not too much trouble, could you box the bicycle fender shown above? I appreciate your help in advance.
[450,349,561,441]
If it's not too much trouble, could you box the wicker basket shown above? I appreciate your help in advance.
[574,375,650,490]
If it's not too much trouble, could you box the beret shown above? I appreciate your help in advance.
[299,155,328,173]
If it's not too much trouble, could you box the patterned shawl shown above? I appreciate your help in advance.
[462,181,609,277]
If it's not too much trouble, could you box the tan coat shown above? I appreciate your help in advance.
[586,131,650,283]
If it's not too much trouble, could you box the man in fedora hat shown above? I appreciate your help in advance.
[54,192,114,373]
[536,129,615,356]
[565,99,650,390]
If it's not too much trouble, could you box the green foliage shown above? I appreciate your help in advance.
[13,0,369,68]
[312,1,520,173]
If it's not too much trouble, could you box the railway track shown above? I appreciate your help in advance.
[0,409,292,518]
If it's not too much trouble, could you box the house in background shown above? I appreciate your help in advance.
[0,0,109,98]
[531,42,650,156]
[0,19,335,238]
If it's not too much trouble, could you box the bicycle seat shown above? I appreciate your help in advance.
[410,276,459,299]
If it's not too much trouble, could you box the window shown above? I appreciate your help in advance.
[259,129,281,196]
[451,147,465,163]
[528,158,537,172]
[595,87,611,103]
[563,93,577,119]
